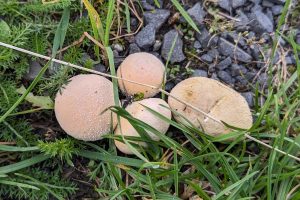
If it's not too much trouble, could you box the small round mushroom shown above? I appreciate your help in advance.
[115,98,171,154]
[55,74,116,141]
[168,77,252,136]
[117,52,165,98]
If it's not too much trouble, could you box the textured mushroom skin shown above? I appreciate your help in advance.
[117,52,165,98]
[115,98,171,154]
[168,77,252,136]
[55,74,116,141]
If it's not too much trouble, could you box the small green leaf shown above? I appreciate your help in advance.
[16,85,54,109]
[0,20,11,39]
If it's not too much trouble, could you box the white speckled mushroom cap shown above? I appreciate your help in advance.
[117,52,165,98]
[115,98,171,154]
[168,77,252,136]
[55,74,116,141]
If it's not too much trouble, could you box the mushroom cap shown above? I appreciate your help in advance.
[117,52,165,98]
[168,77,252,136]
[55,74,116,141]
[115,98,171,154]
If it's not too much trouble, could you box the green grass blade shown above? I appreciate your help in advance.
[0,179,40,190]
[170,0,200,33]
[213,171,259,200]
[104,0,115,46]
[0,154,50,174]
[0,60,50,123]
[50,7,70,72]
[0,145,39,152]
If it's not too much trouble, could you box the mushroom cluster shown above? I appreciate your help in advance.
[54,52,253,153]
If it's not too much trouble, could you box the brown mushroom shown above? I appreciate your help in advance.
[55,74,116,141]
[168,77,252,136]
[115,98,171,154]
[117,52,165,98]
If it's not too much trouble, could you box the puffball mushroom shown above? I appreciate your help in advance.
[114,98,171,154]
[168,77,252,136]
[117,52,165,98]
[55,74,116,141]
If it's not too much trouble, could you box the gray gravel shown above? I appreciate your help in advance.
[24,61,42,81]
[187,3,206,25]
[218,38,252,62]
[216,57,232,70]
[191,69,208,77]
[161,29,185,63]
[129,43,141,54]
[249,10,274,34]
[242,92,254,107]
[135,23,156,49]
[217,71,235,84]
[144,9,170,30]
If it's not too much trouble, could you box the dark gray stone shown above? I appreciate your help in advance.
[285,56,296,65]
[236,76,248,86]
[195,27,210,48]
[216,57,232,70]
[245,71,256,80]
[272,5,283,15]
[114,57,124,68]
[112,43,124,52]
[144,9,170,31]
[247,31,256,39]
[161,29,185,63]
[187,3,206,25]
[217,71,235,84]
[208,64,216,73]
[211,73,220,80]
[193,41,202,49]
[230,64,248,76]
[258,73,268,86]
[235,11,250,31]
[135,24,156,49]
[207,49,219,59]
[296,34,300,44]
[146,0,163,8]
[249,10,274,34]
[201,54,213,63]
[131,18,138,27]
[218,0,231,12]
[165,82,175,91]
[153,40,162,51]
[129,43,141,54]
[250,44,262,60]
[241,92,254,107]
[262,0,274,7]
[232,0,247,8]
[267,0,285,4]
[266,9,274,22]
[140,0,155,10]
[191,69,208,77]
[218,38,252,62]
[81,53,92,63]
[93,63,106,73]
[226,32,247,47]
[24,61,42,81]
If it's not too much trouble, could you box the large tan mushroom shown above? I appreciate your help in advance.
[55,74,116,141]
[117,52,165,98]
[168,77,252,136]
[115,98,171,154]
